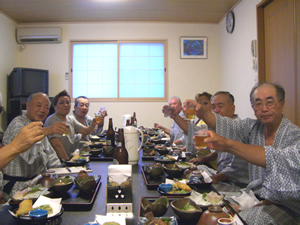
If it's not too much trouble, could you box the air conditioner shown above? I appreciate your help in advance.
[16,27,62,44]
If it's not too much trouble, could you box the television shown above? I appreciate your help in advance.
[9,67,49,97]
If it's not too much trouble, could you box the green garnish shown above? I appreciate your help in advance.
[203,193,207,199]
[182,204,197,211]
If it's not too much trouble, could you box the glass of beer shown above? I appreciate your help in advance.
[194,125,208,150]
[185,102,196,120]
[163,105,172,118]
[62,121,70,136]
[94,112,102,124]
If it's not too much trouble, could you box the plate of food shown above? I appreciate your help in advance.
[63,155,89,166]
[138,213,177,225]
[9,196,63,221]
[176,161,196,170]
[186,191,224,207]
[154,155,178,164]
[11,184,49,202]
[89,135,100,141]
[157,182,195,196]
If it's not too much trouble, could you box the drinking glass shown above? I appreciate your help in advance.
[185,102,196,120]
[62,121,70,136]
[163,105,172,118]
[194,125,208,150]
[94,112,102,124]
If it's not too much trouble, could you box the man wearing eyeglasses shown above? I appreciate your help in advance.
[176,83,300,224]
[70,96,107,142]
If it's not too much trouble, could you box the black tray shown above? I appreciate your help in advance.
[141,166,212,191]
[90,152,113,161]
[141,166,166,190]
[9,176,102,211]
[142,155,156,160]
[138,196,200,225]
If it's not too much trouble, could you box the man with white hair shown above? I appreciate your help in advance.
[155,96,185,143]
[2,92,67,198]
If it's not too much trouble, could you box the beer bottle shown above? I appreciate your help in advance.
[113,128,128,164]
[106,118,115,147]
[126,119,131,126]
[132,112,137,127]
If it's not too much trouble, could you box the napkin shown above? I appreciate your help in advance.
[165,178,189,184]
[108,165,132,184]
[231,190,260,210]
[33,195,62,217]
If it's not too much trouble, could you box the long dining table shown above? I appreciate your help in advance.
[0,149,219,225]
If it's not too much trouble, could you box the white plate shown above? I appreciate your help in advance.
[176,162,196,169]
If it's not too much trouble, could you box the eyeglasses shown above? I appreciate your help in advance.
[0,106,4,114]
[252,99,281,110]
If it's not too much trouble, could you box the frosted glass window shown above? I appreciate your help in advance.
[72,41,165,100]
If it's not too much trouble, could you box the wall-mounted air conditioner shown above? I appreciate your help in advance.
[16,27,62,44]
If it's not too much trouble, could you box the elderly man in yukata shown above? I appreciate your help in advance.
[193,91,249,187]
[182,83,300,225]
[168,91,249,189]
[1,92,67,199]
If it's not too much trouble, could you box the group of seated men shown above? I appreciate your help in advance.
[0,91,106,200]
[159,83,299,224]
[0,82,299,224]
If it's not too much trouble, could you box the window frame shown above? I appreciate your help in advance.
[69,40,168,102]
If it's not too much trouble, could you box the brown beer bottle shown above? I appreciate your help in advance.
[132,112,137,127]
[106,118,115,147]
[126,119,131,126]
[113,128,128,164]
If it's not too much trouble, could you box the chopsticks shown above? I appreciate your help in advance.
[65,167,71,173]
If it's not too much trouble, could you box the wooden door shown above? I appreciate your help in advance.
[257,0,299,126]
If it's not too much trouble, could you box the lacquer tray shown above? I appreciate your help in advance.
[141,166,212,191]
[138,196,199,225]
[9,176,102,211]
[89,152,113,161]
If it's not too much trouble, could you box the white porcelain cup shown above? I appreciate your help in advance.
[218,218,234,225]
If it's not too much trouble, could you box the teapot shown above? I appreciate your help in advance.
[124,126,144,165]
[121,114,132,127]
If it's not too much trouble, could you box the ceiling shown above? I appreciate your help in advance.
[0,0,240,24]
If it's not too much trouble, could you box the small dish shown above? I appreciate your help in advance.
[141,196,169,217]
[171,198,202,221]
[158,183,173,193]
[29,209,48,220]
[176,161,196,169]
[75,175,97,192]
[163,163,184,178]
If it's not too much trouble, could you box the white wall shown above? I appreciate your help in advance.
[0,0,260,130]
[15,22,221,128]
[218,0,261,119]
[0,13,18,131]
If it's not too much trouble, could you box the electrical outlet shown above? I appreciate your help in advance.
[65,72,69,80]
